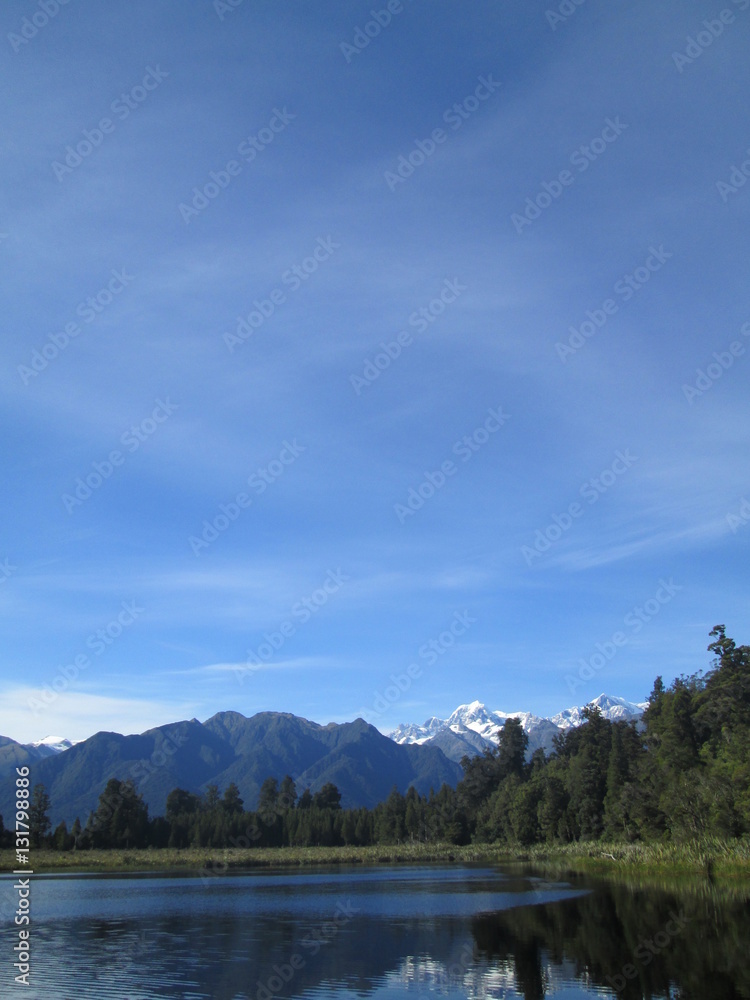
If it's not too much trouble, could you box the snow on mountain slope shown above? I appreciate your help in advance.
[550,694,648,730]
[389,694,647,759]
[27,736,78,757]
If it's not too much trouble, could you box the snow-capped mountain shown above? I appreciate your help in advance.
[26,736,78,758]
[389,694,647,762]
[550,693,648,730]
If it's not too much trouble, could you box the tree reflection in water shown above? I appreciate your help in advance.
[472,871,750,1000]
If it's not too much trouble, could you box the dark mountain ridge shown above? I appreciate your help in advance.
[0,710,462,826]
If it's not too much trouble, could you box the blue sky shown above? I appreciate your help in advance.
[1,0,749,743]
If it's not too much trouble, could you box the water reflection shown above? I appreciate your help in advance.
[3,864,748,1000]
[473,869,750,1000]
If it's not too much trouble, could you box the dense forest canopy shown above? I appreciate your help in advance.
[7,627,748,851]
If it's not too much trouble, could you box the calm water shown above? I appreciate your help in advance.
[2,862,749,999]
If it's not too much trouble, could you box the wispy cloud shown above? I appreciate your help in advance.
[170,656,344,676]
[1,0,746,736]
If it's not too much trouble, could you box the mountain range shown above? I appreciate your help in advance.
[388,693,648,762]
[0,695,647,828]
[0,712,462,827]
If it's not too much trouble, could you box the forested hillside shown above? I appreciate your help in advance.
[461,624,749,845]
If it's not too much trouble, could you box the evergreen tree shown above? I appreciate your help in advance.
[70,817,82,850]
[341,810,358,845]
[204,784,221,812]
[430,784,468,844]
[166,788,200,819]
[222,782,244,815]
[509,780,542,845]
[376,786,406,842]
[603,722,641,839]
[279,775,297,811]
[79,811,96,849]
[255,778,283,845]
[458,748,503,818]
[257,777,279,820]
[111,779,150,848]
[404,787,421,841]
[313,783,341,810]
[564,708,611,840]
[497,717,529,780]
[52,821,72,851]
[536,769,567,843]
[149,815,171,847]
[354,808,373,845]
[697,625,750,745]
[29,784,51,848]
[89,779,149,848]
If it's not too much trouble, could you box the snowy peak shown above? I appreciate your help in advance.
[388,716,446,745]
[27,736,77,757]
[446,701,502,739]
[390,695,647,759]
[550,694,647,730]
[591,693,648,717]
[446,699,486,723]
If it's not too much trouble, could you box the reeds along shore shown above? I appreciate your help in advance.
[2,837,749,877]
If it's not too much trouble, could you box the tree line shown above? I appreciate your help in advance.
[4,626,748,851]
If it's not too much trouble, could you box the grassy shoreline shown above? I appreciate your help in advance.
[2,838,750,878]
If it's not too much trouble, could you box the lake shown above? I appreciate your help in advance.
[4,862,749,999]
